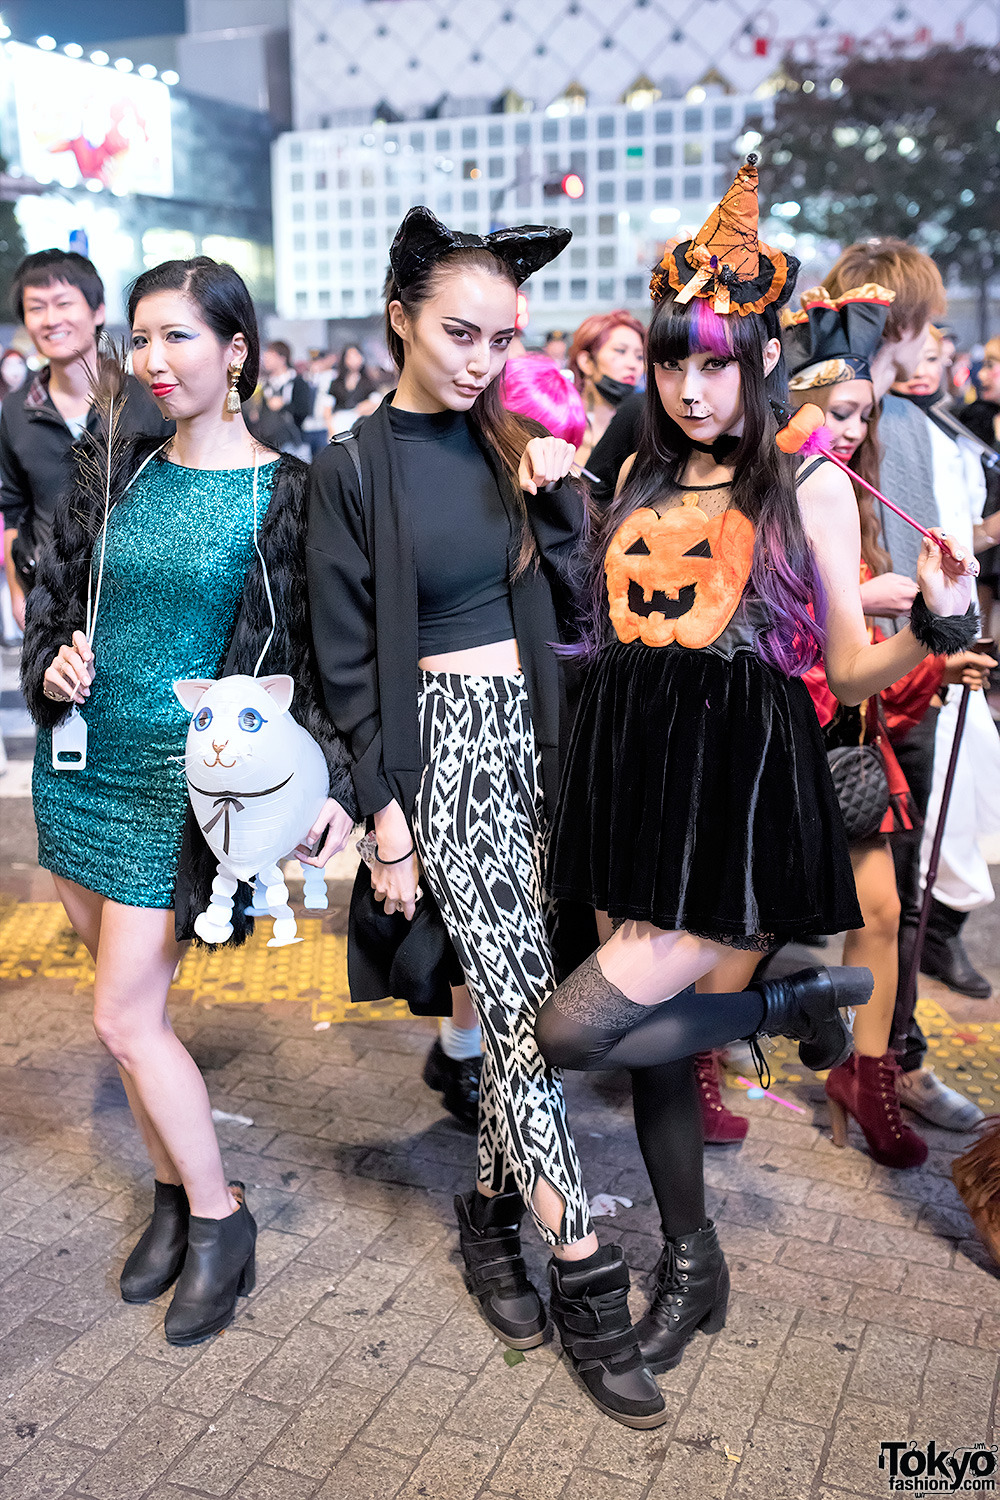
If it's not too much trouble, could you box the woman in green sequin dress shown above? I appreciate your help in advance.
[22,258,355,1346]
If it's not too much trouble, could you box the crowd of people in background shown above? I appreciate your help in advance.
[0,194,999,1432]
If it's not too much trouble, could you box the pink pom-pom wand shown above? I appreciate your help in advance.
[777,403,958,561]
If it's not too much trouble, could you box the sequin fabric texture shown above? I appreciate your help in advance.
[33,457,276,907]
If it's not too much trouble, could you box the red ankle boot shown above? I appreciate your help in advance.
[825,1052,928,1169]
[695,1052,748,1144]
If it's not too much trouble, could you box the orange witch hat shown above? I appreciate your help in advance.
[649,154,795,317]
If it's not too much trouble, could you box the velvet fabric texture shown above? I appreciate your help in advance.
[548,639,862,948]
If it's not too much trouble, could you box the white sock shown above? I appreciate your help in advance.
[439,1016,482,1061]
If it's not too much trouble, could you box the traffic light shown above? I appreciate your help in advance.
[543,172,585,200]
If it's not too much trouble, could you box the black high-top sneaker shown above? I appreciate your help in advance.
[454,1189,547,1348]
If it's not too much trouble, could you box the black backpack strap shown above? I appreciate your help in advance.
[795,455,829,488]
[332,430,363,500]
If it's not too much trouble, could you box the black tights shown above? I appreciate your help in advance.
[536,978,765,1072]
[631,1057,707,1240]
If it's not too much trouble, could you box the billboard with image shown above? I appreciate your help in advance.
[8,41,173,197]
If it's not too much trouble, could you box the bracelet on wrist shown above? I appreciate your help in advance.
[909,592,978,656]
[375,844,415,865]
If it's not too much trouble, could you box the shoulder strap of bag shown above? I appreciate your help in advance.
[332,430,363,499]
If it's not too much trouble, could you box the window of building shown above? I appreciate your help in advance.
[655,143,673,167]
[598,213,615,234]
[340,258,353,277]
[462,126,477,148]
[543,279,559,300]
[514,121,531,145]
[597,148,615,171]
[364,257,378,276]
[684,141,703,165]
[597,181,615,202]
[462,158,480,179]
[462,189,478,210]
[385,165,398,187]
[683,107,703,132]
[683,174,702,199]
[293,232,306,251]
[437,192,453,214]
[597,115,615,138]
[363,227,377,247]
[570,278,587,299]
[338,198,351,218]
[654,109,673,134]
[292,203,305,222]
[317,259,329,279]
[713,105,733,130]
[625,112,644,137]
[295,289,307,309]
[544,151,559,175]
[318,288,331,308]
[713,172,730,194]
[361,197,376,216]
[290,172,304,192]
[569,116,586,140]
[386,194,400,215]
[342,289,355,309]
[410,130,425,151]
[435,128,451,150]
[365,287,379,306]
[316,230,329,249]
[315,170,327,190]
[488,123,504,146]
[744,102,764,122]
[597,244,616,267]
[542,119,559,142]
[597,277,615,299]
[361,167,374,188]
[570,247,587,268]
[294,261,307,281]
[488,156,505,178]
[569,214,587,235]
[713,139,732,164]
[625,179,644,201]
[290,141,303,163]
[340,229,352,248]
[315,200,328,220]
[624,275,643,298]
[625,145,643,169]
[338,168,350,189]
[569,149,586,176]
[654,177,673,200]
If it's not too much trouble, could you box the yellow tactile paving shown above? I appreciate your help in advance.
[0,900,410,1025]
[1,902,995,1090]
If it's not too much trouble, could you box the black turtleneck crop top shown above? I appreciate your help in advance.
[387,404,516,656]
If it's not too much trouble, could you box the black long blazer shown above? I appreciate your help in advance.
[21,436,358,944]
[305,397,586,826]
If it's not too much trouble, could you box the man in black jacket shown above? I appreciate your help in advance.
[1,249,171,627]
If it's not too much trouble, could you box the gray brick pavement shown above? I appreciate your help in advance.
[2,913,1000,1498]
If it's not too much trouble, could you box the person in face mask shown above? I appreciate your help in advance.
[0,348,28,403]
[568,310,645,467]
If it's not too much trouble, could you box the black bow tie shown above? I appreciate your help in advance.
[689,434,740,462]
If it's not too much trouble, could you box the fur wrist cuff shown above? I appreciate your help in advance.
[909,593,979,655]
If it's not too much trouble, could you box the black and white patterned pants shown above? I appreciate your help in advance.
[415,671,593,1247]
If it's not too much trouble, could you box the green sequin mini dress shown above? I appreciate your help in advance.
[33,456,277,908]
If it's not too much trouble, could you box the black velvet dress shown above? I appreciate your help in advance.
[547,485,862,951]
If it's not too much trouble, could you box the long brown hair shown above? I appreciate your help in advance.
[795,387,891,576]
[384,248,544,572]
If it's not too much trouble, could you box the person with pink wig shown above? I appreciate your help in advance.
[501,355,587,449]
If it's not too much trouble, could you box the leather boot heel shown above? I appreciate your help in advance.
[455,1190,547,1349]
[120,1181,189,1304]
[635,1222,729,1374]
[164,1183,256,1347]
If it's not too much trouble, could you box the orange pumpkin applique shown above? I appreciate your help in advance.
[606,503,755,649]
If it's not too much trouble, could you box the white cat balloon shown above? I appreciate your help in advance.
[174,674,330,947]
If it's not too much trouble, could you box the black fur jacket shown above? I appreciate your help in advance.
[22,433,358,944]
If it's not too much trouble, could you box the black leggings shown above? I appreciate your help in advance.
[536,982,765,1072]
[631,1058,707,1239]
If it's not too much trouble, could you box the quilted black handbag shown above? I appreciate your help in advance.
[827,742,890,844]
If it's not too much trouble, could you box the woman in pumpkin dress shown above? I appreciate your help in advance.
[534,159,980,1373]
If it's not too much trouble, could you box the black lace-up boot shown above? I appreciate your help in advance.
[120,1181,189,1303]
[752,965,873,1074]
[635,1223,729,1373]
[455,1189,547,1348]
[548,1245,668,1428]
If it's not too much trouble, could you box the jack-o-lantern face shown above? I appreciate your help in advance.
[606,504,755,649]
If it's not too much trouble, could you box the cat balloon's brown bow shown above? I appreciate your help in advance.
[389,205,571,289]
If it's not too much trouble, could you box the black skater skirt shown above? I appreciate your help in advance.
[548,640,862,950]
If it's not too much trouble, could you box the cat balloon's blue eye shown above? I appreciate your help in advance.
[193,706,213,731]
[238,707,265,733]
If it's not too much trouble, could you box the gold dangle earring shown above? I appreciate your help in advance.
[225,361,243,414]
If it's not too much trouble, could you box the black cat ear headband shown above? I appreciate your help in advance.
[388,204,570,289]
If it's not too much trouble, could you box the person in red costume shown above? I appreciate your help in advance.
[785,283,994,1167]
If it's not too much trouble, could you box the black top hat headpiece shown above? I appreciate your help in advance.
[389,205,571,289]
[785,283,896,390]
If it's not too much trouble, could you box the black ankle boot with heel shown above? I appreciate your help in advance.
[635,1222,729,1373]
[752,965,873,1074]
[120,1181,189,1304]
[548,1245,668,1429]
[455,1189,547,1348]
[164,1182,256,1347]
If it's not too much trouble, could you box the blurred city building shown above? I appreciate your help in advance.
[270,0,997,342]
